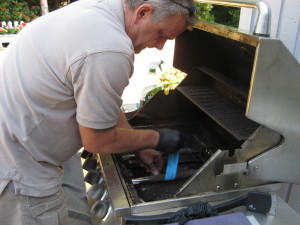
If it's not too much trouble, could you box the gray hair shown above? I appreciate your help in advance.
[124,0,197,26]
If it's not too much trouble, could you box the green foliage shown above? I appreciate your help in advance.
[0,27,8,35]
[227,8,241,27]
[7,26,21,34]
[0,0,40,22]
[211,5,240,28]
[195,3,214,22]
[195,3,241,28]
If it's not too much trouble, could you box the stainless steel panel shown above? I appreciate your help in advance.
[246,38,300,184]
[235,126,282,162]
[175,150,227,196]
[98,154,130,216]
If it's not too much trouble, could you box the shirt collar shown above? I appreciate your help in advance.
[107,0,125,27]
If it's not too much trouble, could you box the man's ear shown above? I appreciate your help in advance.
[134,4,154,23]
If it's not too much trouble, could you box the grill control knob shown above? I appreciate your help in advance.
[90,199,112,221]
[80,149,94,159]
[87,182,107,201]
[82,157,98,171]
[84,169,103,185]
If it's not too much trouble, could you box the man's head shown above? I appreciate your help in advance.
[123,0,197,53]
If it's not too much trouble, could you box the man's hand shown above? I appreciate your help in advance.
[156,129,185,154]
[135,149,164,176]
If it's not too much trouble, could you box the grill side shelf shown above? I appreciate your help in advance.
[176,86,258,141]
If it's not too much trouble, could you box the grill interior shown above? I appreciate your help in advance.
[114,119,221,203]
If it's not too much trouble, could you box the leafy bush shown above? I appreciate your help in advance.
[212,5,241,28]
[0,0,40,22]
[196,3,240,28]
[196,3,214,22]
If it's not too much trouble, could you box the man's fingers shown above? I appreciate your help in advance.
[148,163,159,176]
[136,149,164,175]
[153,155,164,172]
[149,156,164,176]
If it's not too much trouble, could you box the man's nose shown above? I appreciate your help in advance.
[155,39,167,50]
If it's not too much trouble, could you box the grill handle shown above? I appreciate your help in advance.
[196,0,271,36]
[123,192,273,224]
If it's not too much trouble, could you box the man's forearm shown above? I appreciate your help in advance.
[79,124,159,154]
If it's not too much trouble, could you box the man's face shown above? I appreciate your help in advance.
[128,6,188,54]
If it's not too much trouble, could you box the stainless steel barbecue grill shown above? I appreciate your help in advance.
[81,1,300,224]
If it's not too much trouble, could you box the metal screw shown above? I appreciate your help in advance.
[254,166,259,171]
[248,204,256,211]
[216,185,221,191]
[234,183,239,188]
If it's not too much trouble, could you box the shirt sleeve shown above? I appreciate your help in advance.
[70,51,134,129]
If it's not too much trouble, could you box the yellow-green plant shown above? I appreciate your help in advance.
[196,3,215,22]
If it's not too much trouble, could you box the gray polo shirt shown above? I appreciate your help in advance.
[0,0,134,197]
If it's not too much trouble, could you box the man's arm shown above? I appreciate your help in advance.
[79,123,159,154]
[79,110,184,154]
[79,110,184,175]
[117,110,164,175]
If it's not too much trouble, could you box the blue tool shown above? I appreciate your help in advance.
[164,151,180,181]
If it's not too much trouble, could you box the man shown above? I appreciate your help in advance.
[0,0,197,224]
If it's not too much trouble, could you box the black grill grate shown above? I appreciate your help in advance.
[177,86,258,141]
